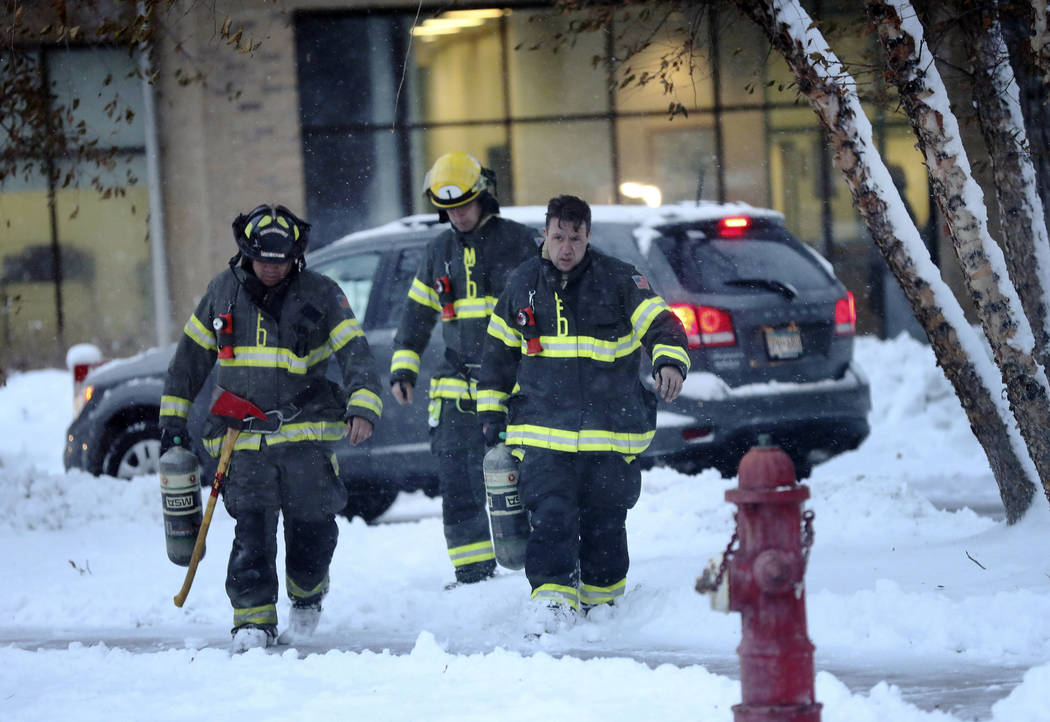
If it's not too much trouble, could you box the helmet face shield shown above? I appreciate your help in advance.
[232,204,310,262]
[424,152,493,209]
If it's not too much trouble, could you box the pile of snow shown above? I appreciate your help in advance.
[0,334,1048,721]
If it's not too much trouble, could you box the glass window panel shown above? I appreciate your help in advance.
[716,13,771,108]
[882,128,931,230]
[506,10,609,119]
[767,106,816,133]
[302,129,411,244]
[617,116,717,205]
[720,110,770,208]
[54,155,150,358]
[510,120,614,205]
[297,14,420,128]
[613,9,714,114]
[0,168,57,367]
[413,14,505,123]
[48,47,145,149]
[768,134,823,242]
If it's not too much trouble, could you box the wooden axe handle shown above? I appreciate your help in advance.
[173,426,239,608]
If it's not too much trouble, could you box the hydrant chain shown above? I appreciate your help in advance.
[801,509,816,571]
[695,529,738,594]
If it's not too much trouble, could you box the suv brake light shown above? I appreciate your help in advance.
[670,304,736,349]
[835,291,856,336]
[718,216,751,237]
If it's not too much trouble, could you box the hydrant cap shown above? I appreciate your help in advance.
[737,441,797,490]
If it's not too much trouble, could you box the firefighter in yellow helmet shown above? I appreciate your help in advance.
[390,152,539,587]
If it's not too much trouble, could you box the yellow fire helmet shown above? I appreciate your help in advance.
[423,151,495,209]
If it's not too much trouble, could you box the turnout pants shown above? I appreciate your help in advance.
[430,399,496,583]
[222,439,345,632]
[518,448,642,610]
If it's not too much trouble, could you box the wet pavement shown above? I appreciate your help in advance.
[0,628,1029,721]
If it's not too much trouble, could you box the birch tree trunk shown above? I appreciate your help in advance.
[732,0,1038,521]
[959,4,1050,375]
[868,0,1050,510]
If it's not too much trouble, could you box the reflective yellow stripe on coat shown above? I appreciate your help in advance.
[506,424,655,455]
[202,421,348,455]
[429,376,478,401]
[160,395,191,420]
[391,349,421,375]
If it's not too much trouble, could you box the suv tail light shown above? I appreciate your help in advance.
[835,291,856,336]
[671,304,736,349]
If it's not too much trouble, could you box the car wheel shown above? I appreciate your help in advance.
[103,419,163,479]
[341,479,399,524]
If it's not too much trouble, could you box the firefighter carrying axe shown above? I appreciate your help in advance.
[173,388,266,608]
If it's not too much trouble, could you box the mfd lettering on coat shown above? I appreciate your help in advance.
[256,313,268,346]
[464,247,477,299]
[554,293,569,337]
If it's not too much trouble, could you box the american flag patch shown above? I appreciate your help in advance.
[337,292,351,309]
[632,275,650,290]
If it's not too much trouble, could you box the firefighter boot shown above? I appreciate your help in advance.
[278,602,322,644]
[231,624,276,652]
[524,600,577,637]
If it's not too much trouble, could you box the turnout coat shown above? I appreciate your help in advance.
[477,248,690,456]
[160,264,382,455]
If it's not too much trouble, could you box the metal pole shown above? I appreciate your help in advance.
[139,2,172,346]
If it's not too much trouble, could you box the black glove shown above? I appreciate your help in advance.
[160,427,190,456]
[483,422,506,448]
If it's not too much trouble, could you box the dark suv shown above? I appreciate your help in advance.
[64,203,870,520]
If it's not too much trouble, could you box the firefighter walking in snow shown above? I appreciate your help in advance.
[477,194,689,633]
[390,152,538,586]
[159,204,382,651]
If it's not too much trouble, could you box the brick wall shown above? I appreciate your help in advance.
[155,4,307,330]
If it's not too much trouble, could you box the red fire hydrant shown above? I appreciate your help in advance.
[697,437,821,722]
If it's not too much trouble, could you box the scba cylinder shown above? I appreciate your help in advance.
[159,446,204,567]
[483,443,529,570]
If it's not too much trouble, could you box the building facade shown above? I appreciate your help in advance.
[2,1,961,370]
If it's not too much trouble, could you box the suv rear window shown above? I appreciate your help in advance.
[667,233,834,295]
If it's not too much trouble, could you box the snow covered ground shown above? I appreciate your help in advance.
[1,334,1048,721]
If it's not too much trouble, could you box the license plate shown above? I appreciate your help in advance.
[764,326,803,359]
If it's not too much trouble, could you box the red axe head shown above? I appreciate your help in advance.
[209,387,266,429]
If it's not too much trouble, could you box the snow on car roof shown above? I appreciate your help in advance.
[327,201,784,252]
